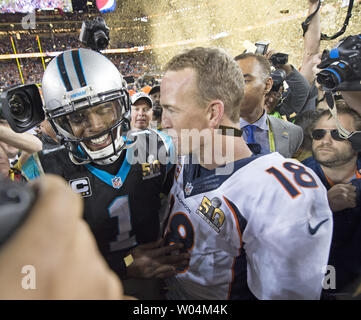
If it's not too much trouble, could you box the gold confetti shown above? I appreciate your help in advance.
[105,0,361,72]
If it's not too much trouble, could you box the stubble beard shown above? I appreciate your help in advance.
[313,147,357,168]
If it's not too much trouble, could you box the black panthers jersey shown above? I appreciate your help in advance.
[33,129,175,279]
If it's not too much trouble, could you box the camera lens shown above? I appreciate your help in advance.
[316,61,351,91]
[93,30,108,50]
[8,92,32,126]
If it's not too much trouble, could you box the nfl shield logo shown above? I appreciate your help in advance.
[111,176,123,189]
[184,182,193,196]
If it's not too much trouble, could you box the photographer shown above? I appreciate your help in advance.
[265,49,312,121]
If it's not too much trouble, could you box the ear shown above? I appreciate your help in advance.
[265,77,273,94]
[207,100,224,129]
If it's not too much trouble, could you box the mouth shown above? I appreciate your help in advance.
[85,133,112,151]
[317,147,334,153]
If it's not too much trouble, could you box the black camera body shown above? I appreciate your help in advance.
[0,176,35,247]
[0,84,44,133]
[270,53,289,67]
[317,34,361,91]
[79,17,110,51]
[271,69,287,92]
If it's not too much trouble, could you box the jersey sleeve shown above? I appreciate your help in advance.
[239,157,333,299]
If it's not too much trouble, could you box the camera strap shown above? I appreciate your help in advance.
[301,0,322,37]
[302,0,354,40]
[325,91,361,152]
[325,91,351,138]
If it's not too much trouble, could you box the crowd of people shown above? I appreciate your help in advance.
[0,34,158,88]
[0,0,69,14]
[1,0,361,301]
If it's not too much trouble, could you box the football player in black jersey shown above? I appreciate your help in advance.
[25,48,189,299]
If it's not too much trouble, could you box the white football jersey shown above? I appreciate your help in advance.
[164,152,333,300]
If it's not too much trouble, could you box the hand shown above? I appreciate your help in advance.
[327,183,357,212]
[311,53,322,73]
[264,48,277,60]
[126,239,190,279]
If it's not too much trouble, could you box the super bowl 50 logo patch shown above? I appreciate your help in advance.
[141,158,161,180]
[196,196,225,233]
[69,177,92,197]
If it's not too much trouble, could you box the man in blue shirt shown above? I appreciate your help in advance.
[235,53,303,158]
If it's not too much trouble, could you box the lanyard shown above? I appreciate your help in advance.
[267,118,276,153]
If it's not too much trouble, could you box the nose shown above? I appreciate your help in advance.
[320,131,333,145]
[87,112,105,133]
[161,109,172,129]
[138,108,146,117]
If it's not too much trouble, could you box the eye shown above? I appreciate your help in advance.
[96,104,114,115]
[69,112,86,124]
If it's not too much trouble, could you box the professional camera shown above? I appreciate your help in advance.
[316,34,361,91]
[271,69,287,92]
[0,176,35,246]
[269,53,289,67]
[255,41,270,55]
[0,84,44,133]
[79,17,110,51]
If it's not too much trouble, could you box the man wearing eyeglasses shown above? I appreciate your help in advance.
[302,102,361,298]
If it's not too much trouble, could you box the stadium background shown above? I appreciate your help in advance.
[0,0,360,90]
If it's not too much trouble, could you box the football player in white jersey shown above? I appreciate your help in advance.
[160,47,333,300]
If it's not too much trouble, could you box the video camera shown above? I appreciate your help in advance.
[79,16,110,51]
[0,84,44,133]
[317,34,361,91]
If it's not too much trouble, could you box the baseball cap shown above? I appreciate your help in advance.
[130,92,153,108]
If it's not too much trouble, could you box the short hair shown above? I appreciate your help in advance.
[234,52,271,80]
[164,47,244,123]
[309,100,361,134]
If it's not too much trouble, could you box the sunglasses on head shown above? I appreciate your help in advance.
[311,129,346,142]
